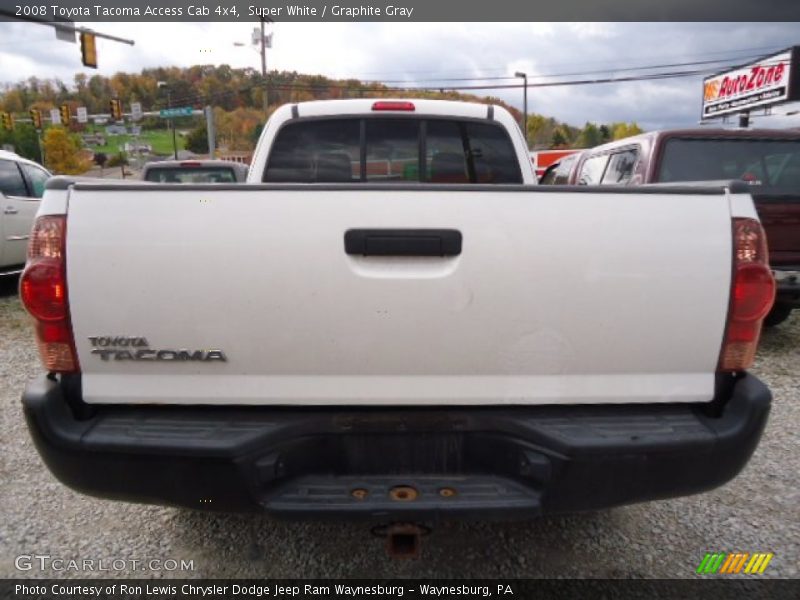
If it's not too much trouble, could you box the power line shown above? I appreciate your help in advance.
[159,66,718,110]
[361,49,793,86]
[361,55,761,85]
[349,43,791,80]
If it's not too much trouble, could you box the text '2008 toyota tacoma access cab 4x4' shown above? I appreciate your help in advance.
[21,99,775,522]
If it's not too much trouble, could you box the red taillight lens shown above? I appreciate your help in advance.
[730,264,775,324]
[20,261,67,321]
[719,218,776,371]
[371,101,415,112]
[19,215,79,373]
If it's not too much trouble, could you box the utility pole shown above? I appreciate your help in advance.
[237,20,272,118]
[259,18,271,117]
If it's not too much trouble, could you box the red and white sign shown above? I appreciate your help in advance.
[702,47,799,118]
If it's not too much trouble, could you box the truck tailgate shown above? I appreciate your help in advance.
[65,185,732,406]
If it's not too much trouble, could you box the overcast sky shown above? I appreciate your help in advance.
[1,21,799,130]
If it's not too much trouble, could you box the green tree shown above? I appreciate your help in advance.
[0,124,42,163]
[185,124,209,154]
[106,152,128,167]
[249,123,264,146]
[599,125,611,144]
[611,122,644,141]
[527,114,559,149]
[576,122,602,148]
[551,127,568,148]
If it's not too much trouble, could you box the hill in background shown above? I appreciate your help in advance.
[0,64,642,164]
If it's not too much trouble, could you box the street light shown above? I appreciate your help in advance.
[158,81,178,160]
[515,71,528,147]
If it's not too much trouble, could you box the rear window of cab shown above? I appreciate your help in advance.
[657,138,800,188]
[576,147,639,185]
[263,118,523,184]
[144,167,238,183]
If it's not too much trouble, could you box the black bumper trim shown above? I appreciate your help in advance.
[22,374,771,520]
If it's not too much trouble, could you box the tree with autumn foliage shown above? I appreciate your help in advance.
[1,64,650,155]
[42,127,91,175]
[213,107,264,151]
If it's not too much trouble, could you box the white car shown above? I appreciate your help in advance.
[0,150,50,276]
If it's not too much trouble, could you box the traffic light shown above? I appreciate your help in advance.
[80,32,98,68]
[0,111,13,130]
[109,98,123,121]
[30,109,42,130]
[59,104,71,125]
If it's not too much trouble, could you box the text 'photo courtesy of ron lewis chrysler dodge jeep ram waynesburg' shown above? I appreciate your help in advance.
[16,98,778,530]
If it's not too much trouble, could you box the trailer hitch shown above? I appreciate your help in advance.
[371,522,431,559]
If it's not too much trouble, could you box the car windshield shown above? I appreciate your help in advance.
[144,167,237,183]
[657,138,800,189]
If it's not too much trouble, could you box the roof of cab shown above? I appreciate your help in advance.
[143,159,248,170]
[282,98,498,120]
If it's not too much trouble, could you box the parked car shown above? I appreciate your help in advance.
[539,151,584,184]
[0,150,50,276]
[531,149,584,180]
[561,129,800,326]
[141,159,248,183]
[21,100,773,528]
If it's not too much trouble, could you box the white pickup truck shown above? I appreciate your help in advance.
[21,99,775,521]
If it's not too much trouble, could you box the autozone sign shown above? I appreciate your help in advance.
[702,47,800,118]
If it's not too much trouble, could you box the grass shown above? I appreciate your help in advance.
[85,129,185,156]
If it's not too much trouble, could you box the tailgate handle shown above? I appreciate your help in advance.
[344,229,462,257]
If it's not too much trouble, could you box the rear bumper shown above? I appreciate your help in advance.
[22,374,771,520]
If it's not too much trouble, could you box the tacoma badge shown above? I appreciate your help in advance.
[88,336,227,362]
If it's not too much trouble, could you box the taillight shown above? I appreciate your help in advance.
[718,218,775,371]
[19,215,79,373]
[371,101,415,111]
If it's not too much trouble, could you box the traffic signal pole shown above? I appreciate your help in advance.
[168,90,178,160]
[37,131,44,165]
[205,106,216,159]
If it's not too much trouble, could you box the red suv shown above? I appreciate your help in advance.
[550,129,800,326]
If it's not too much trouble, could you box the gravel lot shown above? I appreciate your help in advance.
[1,274,797,579]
